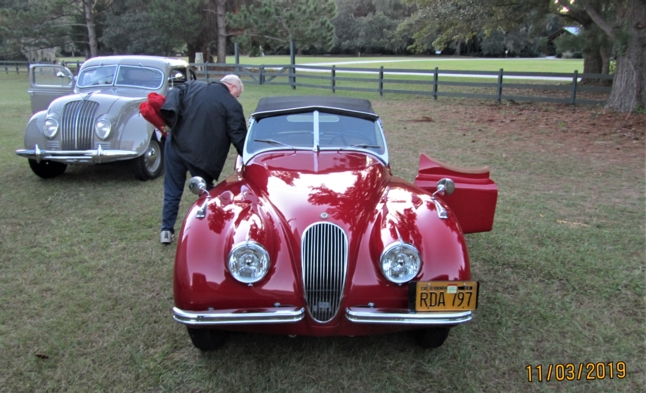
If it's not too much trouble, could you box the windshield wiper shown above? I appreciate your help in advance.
[337,144,381,151]
[254,139,296,149]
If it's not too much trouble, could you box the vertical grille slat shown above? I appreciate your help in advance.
[61,100,99,150]
[301,222,348,323]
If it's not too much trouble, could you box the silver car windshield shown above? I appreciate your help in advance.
[77,65,164,89]
[244,111,388,164]
[115,66,164,89]
[77,65,117,87]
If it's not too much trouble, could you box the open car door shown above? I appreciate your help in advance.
[414,154,498,234]
[29,64,75,114]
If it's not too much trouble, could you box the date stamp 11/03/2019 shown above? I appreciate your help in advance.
[526,362,626,382]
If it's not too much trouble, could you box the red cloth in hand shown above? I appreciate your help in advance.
[140,93,169,137]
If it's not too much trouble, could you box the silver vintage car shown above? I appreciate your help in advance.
[16,55,195,180]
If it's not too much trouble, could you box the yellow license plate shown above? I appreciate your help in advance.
[409,281,479,312]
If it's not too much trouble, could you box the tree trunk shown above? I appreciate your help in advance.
[583,50,602,73]
[581,48,602,85]
[82,0,98,58]
[216,0,227,64]
[187,43,198,64]
[599,43,610,74]
[605,0,646,112]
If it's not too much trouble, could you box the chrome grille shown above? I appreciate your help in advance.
[61,100,99,150]
[301,222,348,323]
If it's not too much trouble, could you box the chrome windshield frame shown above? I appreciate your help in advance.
[243,112,389,165]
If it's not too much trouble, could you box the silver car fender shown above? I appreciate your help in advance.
[23,111,48,150]
[115,104,155,156]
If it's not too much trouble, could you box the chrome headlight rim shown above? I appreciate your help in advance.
[379,241,422,284]
[43,118,59,139]
[227,241,270,284]
[94,118,112,140]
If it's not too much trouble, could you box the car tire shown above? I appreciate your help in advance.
[187,327,228,351]
[416,328,450,349]
[132,138,163,181]
[28,159,67,179]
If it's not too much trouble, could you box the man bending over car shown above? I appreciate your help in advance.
[158,74,247,244]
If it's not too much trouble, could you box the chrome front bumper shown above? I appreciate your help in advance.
[173,307,306,326]
[173,306,472,326]
[345,307,472,325]
[16,144,138,164]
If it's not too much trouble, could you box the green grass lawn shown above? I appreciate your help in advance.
[56,55,583,73]
[0,72,643,393]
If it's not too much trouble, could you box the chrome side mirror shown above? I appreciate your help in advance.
[189,176,207,196]
[189,176,210,219]
[436,178,455,196]
[431,178,454,220]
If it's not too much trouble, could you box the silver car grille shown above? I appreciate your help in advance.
[61,100,99,150]
[301,222,348,323]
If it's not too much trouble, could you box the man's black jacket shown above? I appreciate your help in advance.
[160,81,247,180]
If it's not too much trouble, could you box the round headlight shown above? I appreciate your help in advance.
[380,242,421,284]
[43,118,59,138]
[95,119,111,140]
[228,241,270,284]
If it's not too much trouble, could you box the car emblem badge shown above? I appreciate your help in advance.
[320,212,329,220]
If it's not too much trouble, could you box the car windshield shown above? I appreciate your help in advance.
[244,111,387,162]
[115,66,164,89]
[77,65,164,89]
[77,65,117,87]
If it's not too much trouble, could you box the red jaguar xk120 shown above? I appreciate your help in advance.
[172,96,497,350]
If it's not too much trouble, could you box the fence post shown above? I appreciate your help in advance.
[290,41,296,90]
[379,66,384,96]
[4,63,8,74]
[570,70,578,105]
[331,65,336,94]
[433,67,438,100]
[205,63,209,82]
[235,43,239,75]
[260,66,264,85]
[497,68,504,104]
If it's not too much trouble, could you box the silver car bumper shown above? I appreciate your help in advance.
[173,306,306,326]
[345,307,472,325]
[173,306,471,326]
[16,144,138,164]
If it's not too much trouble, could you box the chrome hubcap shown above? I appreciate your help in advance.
[145,143,160,172]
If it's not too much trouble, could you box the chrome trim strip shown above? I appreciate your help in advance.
[346,307,472,325]
[172,306,305,325]
[16,145,138,164]
[313,110,320,152]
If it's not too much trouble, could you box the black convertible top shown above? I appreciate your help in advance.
[252,96,378,120]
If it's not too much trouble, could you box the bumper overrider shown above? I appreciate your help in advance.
[16,144,138,164]
[172,306,472,326]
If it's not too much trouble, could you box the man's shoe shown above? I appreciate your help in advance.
[160,230,173,245]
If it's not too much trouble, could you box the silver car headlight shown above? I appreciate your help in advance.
[228,241,270,284]
[43,118,59,138]
[380,242,421,284]
[95,119,112,140]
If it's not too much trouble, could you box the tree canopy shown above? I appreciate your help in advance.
[228,0,337,55]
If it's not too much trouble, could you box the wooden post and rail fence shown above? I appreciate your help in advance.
[1,58,613,106]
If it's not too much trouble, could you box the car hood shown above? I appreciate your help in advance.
[244,151,389,236]
[48,87,148,113]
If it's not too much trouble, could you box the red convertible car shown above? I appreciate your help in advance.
[173,96,497,350]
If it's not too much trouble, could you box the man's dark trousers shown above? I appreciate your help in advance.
[161,134,215,234]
